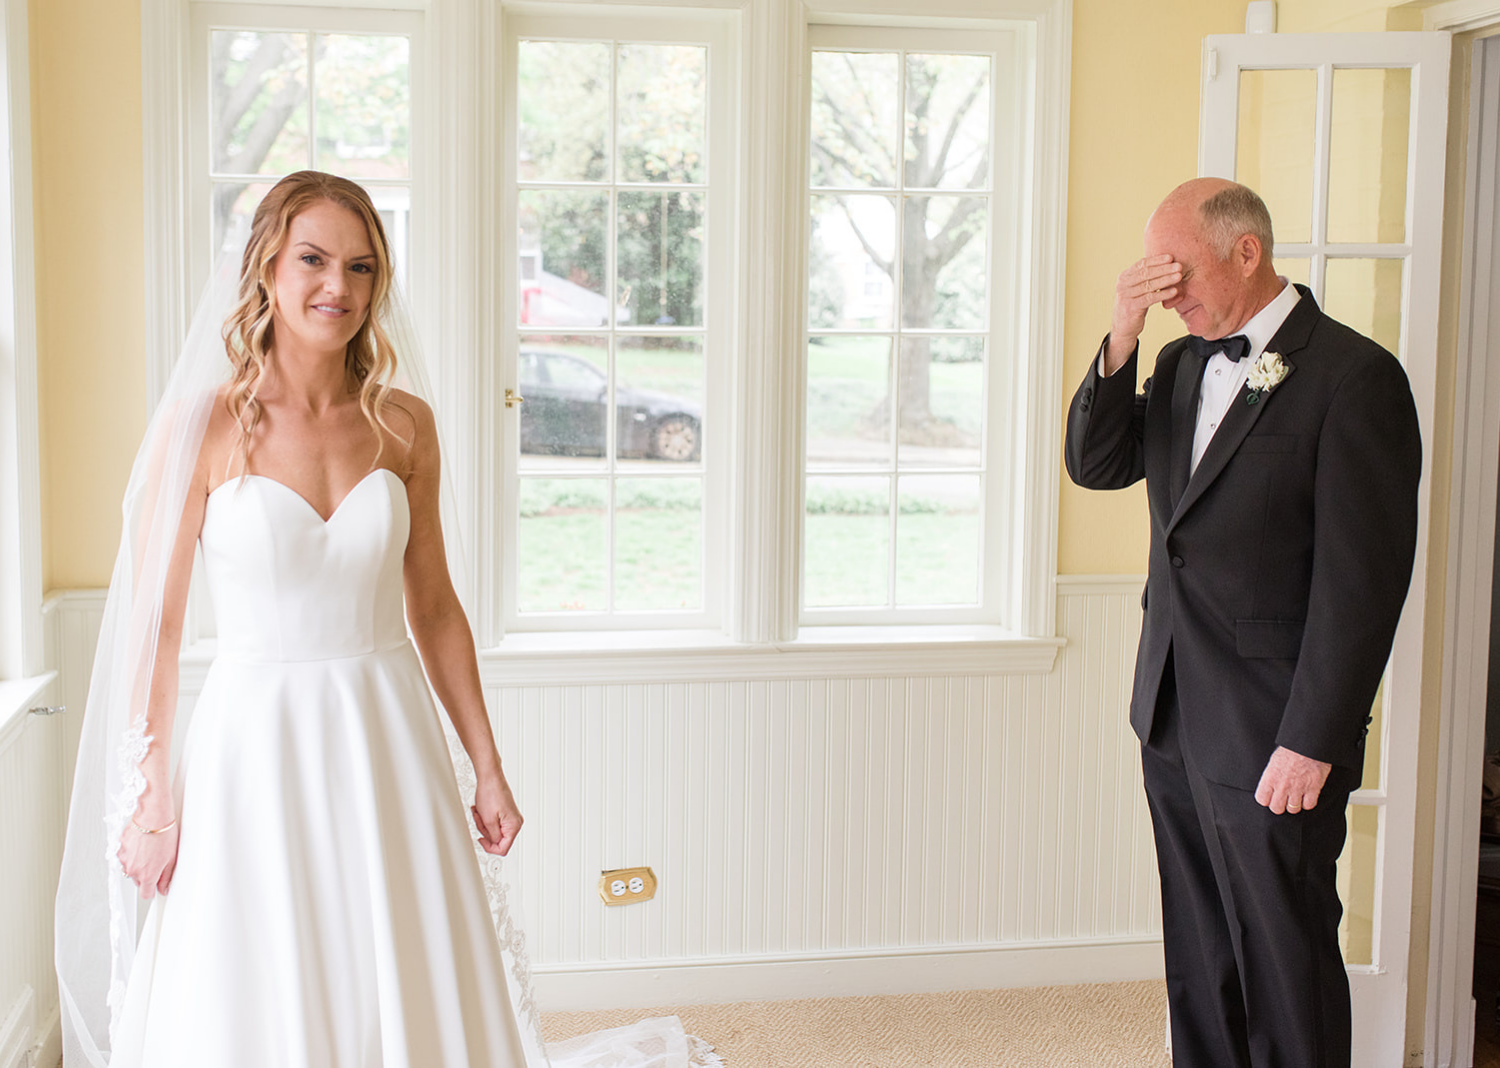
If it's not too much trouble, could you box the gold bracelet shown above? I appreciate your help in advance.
[131,815,178,835]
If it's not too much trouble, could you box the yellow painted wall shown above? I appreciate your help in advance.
[1056,0,1250,573]
[30,0,146,591]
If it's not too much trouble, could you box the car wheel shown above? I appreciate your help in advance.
[650,414,700,461]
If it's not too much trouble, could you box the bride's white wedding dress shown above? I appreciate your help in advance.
[111,468,530,1066]
[108,467,718,1068]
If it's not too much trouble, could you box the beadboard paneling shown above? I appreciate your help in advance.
[0,596,81,1063]
[41,580,1158,1008]
[485,581,1157,989]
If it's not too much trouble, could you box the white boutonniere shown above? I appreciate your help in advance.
[1245,351,1288,406]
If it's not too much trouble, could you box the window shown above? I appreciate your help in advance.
[187,5,418,287]
[500,12,733,632]
[803,26,1024,626]
[159,0,1069,665]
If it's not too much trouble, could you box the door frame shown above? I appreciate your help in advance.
[1425,8,1500,1067]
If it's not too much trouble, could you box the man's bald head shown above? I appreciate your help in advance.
[1142,179,1284,340]
[1151,178,1276,263]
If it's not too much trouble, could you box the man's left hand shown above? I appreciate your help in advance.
[1254,746,1333,815]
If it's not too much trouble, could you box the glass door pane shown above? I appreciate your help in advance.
[1236,69,1317,244]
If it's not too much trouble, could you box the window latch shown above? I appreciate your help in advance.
[505,389,526,409]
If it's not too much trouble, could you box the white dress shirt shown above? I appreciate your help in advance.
[1098,280,1301,475]
[1189,282,1299,474]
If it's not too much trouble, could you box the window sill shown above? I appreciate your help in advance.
[0,671,59,753]
[479,626,1066,685]
[178,628,1066,689]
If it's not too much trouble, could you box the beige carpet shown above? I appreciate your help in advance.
[543,980,1173,1067]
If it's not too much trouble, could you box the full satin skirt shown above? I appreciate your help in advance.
[109,642,528,1068]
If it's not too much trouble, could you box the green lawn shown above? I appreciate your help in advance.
[805,511,980,607]
[518,506,977,612]
[807,335,984,439]
[517,508,702,613]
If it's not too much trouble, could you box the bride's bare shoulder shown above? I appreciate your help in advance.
[383,387,436,442]
[382,387,439,477]
[198,385,242,491]
[383,387,433,425]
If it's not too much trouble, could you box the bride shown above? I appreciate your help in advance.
[55,171,714,1067]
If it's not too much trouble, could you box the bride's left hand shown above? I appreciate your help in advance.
[471,772,523,856]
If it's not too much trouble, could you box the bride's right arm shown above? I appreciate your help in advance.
[117,418,221,899]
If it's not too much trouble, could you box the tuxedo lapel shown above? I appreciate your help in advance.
[1164,286,1320,536]
[1169,346,1203,510]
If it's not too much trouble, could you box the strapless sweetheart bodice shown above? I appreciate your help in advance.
[200,469,410,662]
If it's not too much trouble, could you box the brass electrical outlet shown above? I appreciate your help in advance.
[598,866,657,906]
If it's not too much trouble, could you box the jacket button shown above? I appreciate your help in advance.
[1171,555,1185,568]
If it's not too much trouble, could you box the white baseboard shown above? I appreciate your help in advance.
[0,986,33,1068]
[29,1004,58,1068]
[533,938,1165,1012]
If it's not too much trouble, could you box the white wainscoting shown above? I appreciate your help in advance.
[41,577,1160,1011]
[0,594,97,1068]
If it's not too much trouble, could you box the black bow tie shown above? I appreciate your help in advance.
[1185,333,1251,363]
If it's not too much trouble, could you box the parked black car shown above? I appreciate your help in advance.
[518,347,703,461]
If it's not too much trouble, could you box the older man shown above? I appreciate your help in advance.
[1064,178,1421,1067]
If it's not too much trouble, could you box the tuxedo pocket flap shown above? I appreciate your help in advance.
[1236,619,1305,658]
[1238,434,1300,454]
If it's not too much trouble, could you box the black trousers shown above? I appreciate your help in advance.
[1144,656,1354,1068]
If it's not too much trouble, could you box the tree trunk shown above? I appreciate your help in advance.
[899,197,936,433]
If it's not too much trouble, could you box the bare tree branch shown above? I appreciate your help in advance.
[927,78,985,185]
[832,196,893,277]
[223,79,304,175]
[841,53,895,175]
[214,37,298,168]
[965,145,992,191]
[813,85,896,186]
[927,195,987,269]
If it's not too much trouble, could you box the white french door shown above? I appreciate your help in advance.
[1199,31,1450,1066]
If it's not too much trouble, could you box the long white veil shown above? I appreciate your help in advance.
[55,246,238,1067]
[54,212,719,1067]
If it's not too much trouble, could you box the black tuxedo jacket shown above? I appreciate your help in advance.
[1064,286,1421,789]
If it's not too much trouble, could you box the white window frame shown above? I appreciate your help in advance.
[147,0,1071,681]
[496,9,735,634]
[800,23,1024,628]
[0,0,43,701]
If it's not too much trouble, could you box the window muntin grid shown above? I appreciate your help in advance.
[207,28,412,284]
[803,45,995,616]
[511,37,711,621]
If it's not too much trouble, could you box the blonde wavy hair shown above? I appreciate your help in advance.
[221,170,407,474]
